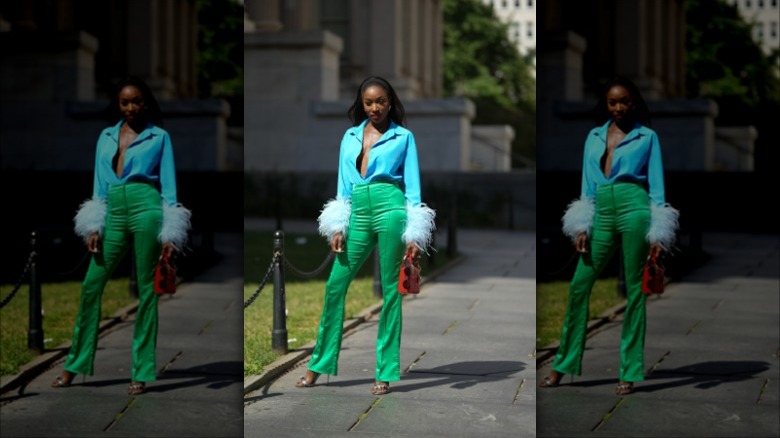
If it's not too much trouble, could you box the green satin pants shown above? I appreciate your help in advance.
[64,182,162,382]
[553,182,651,382]
[309,181,407,382]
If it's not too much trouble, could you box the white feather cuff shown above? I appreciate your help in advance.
[561,197,595,241]
[647,203,680,250]
[74,197,107,241]
[403,203,436,250]
[159,203,192,250]
[318,197,352,241]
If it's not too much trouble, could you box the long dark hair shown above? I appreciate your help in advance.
[347,76,406,127]
[592,76,651,127]
[105,76,163,127]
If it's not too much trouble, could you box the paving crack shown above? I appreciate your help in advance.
[512,379,525,405]
[198,320,215,335]
[347,397,382,432]
[756,378,769,405]
[711,299,724,311]
[159,351,183,374]
[591,398,625,431]
[467,299,480,312]
[443,320,460,335]
[103,398,137,431]
[647,351,671,374]
[686,321,702,335]
[404,351,427,374]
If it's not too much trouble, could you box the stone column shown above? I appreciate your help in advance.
[282,0,319,31]
[245,0,283,32]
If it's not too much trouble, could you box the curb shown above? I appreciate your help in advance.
[243,253,467,395]
[0,300,140,396]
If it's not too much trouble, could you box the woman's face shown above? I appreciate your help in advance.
[119,85,146,123]
[362,85,391,125]
[606,85,634,123]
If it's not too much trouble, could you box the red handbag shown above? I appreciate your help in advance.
[397,251,421,295]
[154,252,177,295]
[642,251,664,295]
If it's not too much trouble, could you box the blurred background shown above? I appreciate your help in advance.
[536,0,780,283]
[243,0,537,234]
[0,0,244,284]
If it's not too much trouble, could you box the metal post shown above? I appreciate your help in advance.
[28,231,44,354]
[447,191,458,258]
[272,230,288,354]
[373,249,383,299]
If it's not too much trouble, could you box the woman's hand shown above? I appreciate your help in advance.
[406,243,421,261]
[330,232,345,253]
[650,242,664,257]
[87,233,101,253]
[575,232,588,253]
[162,243,176,258]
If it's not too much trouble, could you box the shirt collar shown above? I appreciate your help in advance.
[593,119,644,144]
[349,118,399,143]
[105,119,156,144]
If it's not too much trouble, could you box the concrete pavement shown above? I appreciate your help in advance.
[243,227,536,438]
[0,232,244,437]
[537,233,780,437]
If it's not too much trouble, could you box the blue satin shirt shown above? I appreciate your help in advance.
[336,119,423,206]
[92,120,179,206]
[580,120,666,206]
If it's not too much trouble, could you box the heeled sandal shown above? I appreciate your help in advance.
[51,370,76,388]
[371,382,390,395]
[615,382,634,395]
[539,371,565,388]
[295,371,327,388]
[128,381,146,395]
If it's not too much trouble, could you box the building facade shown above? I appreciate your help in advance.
[727,0,780,59]
[482,0,536,60]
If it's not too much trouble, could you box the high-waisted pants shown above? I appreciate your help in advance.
[552,182,651,382]
[309,181,407,382]
[64,182,162,382]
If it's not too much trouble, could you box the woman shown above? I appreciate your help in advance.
[51,76,191,395]
[540,76,679,395]
[295,76,435,395]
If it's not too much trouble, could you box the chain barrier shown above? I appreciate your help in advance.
[244,252,280,310]
[284,251,335,279]
[0,251,36,310]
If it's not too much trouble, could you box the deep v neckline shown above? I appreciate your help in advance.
[357,123,386,178]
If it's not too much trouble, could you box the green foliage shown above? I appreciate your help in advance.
[685,0,780,115]
[442,0,536,166]
[195,0,244,98]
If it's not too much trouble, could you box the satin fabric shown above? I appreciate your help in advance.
[64,182,162,382]
[309,181,407,382]
[552,182,651,382]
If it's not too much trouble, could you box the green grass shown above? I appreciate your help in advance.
[243,230,454,376]
[0,279,135,376]
[536,278,625,350]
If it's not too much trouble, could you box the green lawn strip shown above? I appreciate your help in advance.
[243,230,453,377]
[0,279,135,376]
[536,278,624,350]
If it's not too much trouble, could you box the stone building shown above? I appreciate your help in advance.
[244,0,532,229]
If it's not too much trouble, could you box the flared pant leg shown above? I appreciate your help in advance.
[308,182,406,382]
[64,183,161,382]
[552,183,650,382]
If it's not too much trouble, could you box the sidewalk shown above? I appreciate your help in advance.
[537,232,780,437]
[243,228,536,438]
[0,232,244,438]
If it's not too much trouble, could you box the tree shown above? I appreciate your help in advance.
[196,0,243,125]
[442,0,536,167]
[684,0,780,174]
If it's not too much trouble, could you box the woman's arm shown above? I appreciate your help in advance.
[562,136,597,243]
[401,133,435,254]
[74,135,108,242]
[157,132,191,251]
[645,132,679,250]
[318,133,353,247]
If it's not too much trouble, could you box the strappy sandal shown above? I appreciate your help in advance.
[615,382,634,395]
[51,370,76,388]
[295,370,322,388]
[371,382,390,395]
[128,381,146,395]
[539,370,565,388]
